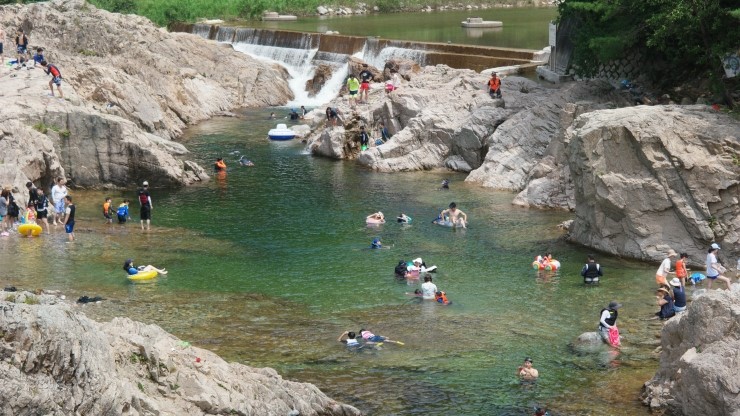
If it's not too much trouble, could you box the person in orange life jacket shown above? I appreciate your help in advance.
[598,301,621,343]
[40,61,64,99]
[435,291,450,305]
[487,72,501,98]
[138,181,152,230]
[214,158,227,172]
[674,252,689,286]
[581,254,603,284]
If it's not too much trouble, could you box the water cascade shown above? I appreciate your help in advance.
[178,24,541,106]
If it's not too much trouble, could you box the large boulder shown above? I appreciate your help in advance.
[566,105,740,262]
[642,289,740,415]
[0,291,360,416]
[0,0,291,192]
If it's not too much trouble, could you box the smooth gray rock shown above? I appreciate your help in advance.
[642,289,740,415]
[0,291,360,416]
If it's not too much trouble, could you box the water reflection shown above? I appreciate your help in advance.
[462,26,503,39]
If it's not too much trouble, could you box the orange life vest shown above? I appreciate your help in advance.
[488,77,500,90]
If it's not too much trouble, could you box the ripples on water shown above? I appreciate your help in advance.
[0,109,663,415]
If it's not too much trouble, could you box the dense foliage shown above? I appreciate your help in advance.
[559,0,740,103]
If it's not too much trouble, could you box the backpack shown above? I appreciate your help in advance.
[138,191,148,205]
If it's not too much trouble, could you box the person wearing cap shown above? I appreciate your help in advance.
[517,357,538,380]
[706,243,731,290]
[655,287,676,320]
[669,278,687,313]
[138,181,152,230]
[655,249,677,286]
[420,275,438,300]
[487,72,502,99]
[581,254,603,284]
[598,301,621,345]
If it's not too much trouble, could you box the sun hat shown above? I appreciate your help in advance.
[413,258,423,264]
[667,249,678,257]
[710,243,721,250]
[656,287,670,294]
[669,278,681,287]
[607,301,622,309]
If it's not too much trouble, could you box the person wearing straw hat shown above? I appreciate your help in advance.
[655,287,675,320]
[655,249,677,286]
[669,278,687,313]
[706,243,731,290]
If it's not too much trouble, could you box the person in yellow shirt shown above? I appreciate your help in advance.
[346,74,360,109]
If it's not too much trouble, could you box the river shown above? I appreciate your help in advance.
[0,108,669,415]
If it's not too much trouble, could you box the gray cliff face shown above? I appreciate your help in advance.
[642,289,740,415]
[566,105,740,262]
[0,0,291,193]
[0,291,361,416]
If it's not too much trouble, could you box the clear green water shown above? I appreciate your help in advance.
[246,8,557,50]
[0,109,662,415]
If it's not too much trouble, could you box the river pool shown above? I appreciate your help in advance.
[0,109,666,415]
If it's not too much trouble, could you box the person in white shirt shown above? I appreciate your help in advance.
[337,331,360,347]
[421,275,438,300]
[655,249,677,286]
[705,243,731,290]
[50,177,67,226]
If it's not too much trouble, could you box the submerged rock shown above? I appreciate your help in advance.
[0,290,360,416]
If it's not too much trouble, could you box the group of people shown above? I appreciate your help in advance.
[344,65,402,110]
[105,181,153,230]
[1,28,65,98]
[0,178,75,240]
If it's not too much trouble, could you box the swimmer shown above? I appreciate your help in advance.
[420,275,437,299]
[435,291,451,305]
[123,259,168,275]
[337,331,360,347]
[238,155,254,166]
[214,158,227,172]
[366,211,385,223]
[397,213,411,223]
[439,202,467,228]
[440,179,449,190]
[371,237,382,249]
[359,328,404,345]
[517,357,539,380]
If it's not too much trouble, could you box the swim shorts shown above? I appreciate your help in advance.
[348,90,358,96]
[360,82,370,91]
[37,210,47,219]
[367,335,385,342]
[54,199,65,214]
[65,221,74,233]
[17,46,26,54]
[104,212,112,219]
[52,76,62,86]
[140,207,151,220]
[118,214,127,223]
[707,274,719,280]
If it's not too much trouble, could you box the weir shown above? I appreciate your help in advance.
[172,23,543,105]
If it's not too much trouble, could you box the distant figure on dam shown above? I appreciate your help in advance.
[487,72,501,99]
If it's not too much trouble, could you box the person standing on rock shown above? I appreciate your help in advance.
[487,72,502,99]
[359,64,373,103]
[40,60,64,99]
[15,29,28,68]
[581,254,603,284]
[346,74,360,109]
[706,243,731,290]
[50,177,67,226]
[655,249,677,286]
[138,181,152,231]
[359,126,370,151]
[598,301,621,346]
[377,122,390,145]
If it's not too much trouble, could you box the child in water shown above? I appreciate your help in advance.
[117,200,130,224]
[123,259,168,275]
[103,197,113,223]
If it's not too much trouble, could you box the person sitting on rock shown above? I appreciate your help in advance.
[325,107,340,127]
[359,126,370,150]
[655,287,675,320]
[669,278,687,313]
[517,357,538,380]
[487,72,502,99]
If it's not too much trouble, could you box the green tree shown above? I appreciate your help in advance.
[560,0,740,106]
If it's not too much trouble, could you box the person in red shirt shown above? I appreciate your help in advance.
[675,252,689,286]
[40,60,64,99]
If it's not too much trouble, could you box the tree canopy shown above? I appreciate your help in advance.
[559,0,740,95]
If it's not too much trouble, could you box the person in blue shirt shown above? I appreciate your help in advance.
[32,47,44,66]
[123,259,167,275]
[116,199,130,224]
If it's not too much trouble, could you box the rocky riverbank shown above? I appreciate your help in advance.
[0,0,291,197]
[302,60,740,263]
[0,289,360,415]
[641,288,740,415]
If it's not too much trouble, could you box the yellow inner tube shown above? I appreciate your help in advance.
[18,223,43,236]
[127,270,158,281]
